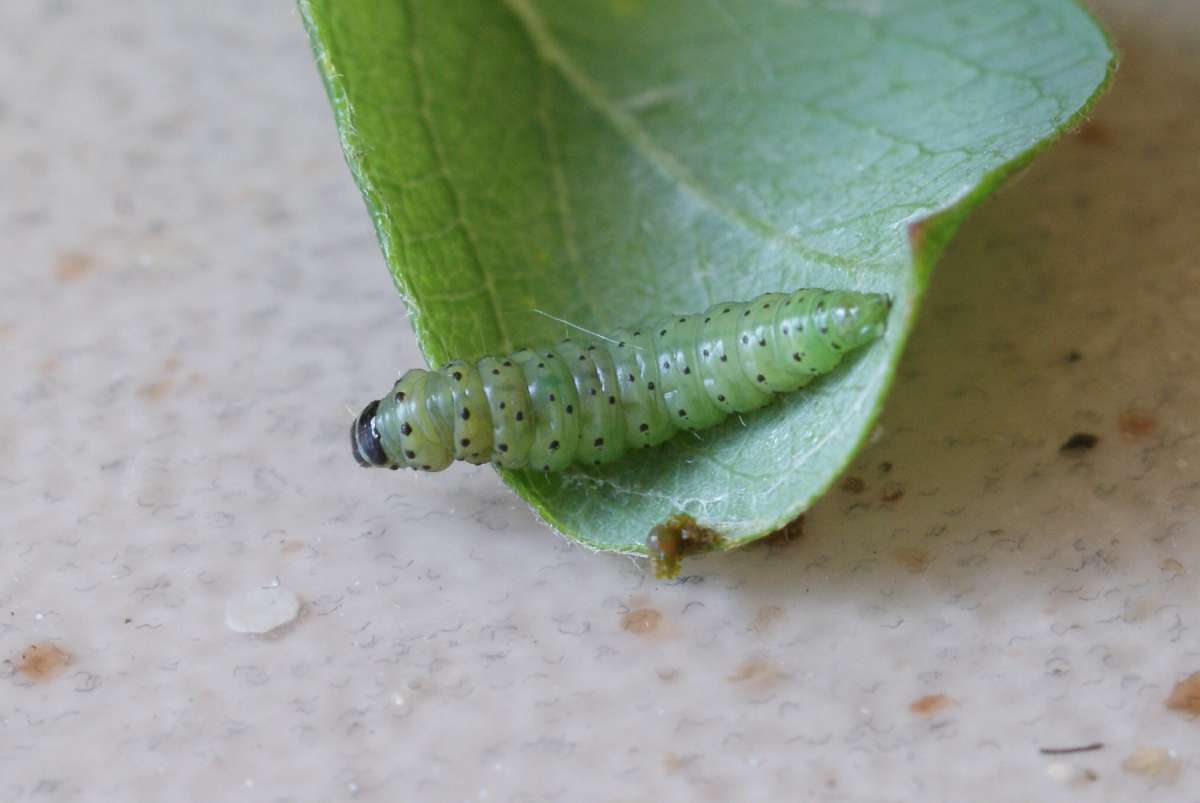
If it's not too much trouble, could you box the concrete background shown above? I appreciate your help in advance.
[2,1,1197,800]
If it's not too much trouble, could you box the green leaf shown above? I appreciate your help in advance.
[300,0,1113,553]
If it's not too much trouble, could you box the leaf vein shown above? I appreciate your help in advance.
[403,0,512,352]
[501,0,857,271]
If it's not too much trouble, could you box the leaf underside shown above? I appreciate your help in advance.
[301,0,1113,552]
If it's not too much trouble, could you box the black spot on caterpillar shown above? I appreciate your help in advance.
[351,288,889,473]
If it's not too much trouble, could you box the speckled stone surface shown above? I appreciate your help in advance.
[2,2,1198,801]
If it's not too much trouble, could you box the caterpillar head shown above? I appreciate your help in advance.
[830,292,891,350]
[351,399,389,467]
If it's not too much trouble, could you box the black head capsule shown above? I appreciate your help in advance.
[351,399,389,468]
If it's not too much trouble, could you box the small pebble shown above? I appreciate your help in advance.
[1045,762,1097,786]
[225,582,301,634]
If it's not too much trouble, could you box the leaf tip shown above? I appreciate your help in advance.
[905,213,954,281]
[905,218,931,256]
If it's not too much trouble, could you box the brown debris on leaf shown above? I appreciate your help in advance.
[1160,558,1184,574]
[910,693,954,717]
[726,657,785,688]
[1117,409,1156,439]
[894,545,931,574]
[53,251,94,282]
[646,514,724,579]
[1164,671,1200,715]
[620,608,662,635]
[137,380,172,401]
[13,643,74,681]
[1121,746,1182,782]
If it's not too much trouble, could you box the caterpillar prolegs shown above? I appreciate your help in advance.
[352,288,889,473]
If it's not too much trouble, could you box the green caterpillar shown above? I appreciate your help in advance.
[352,288,889,473]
